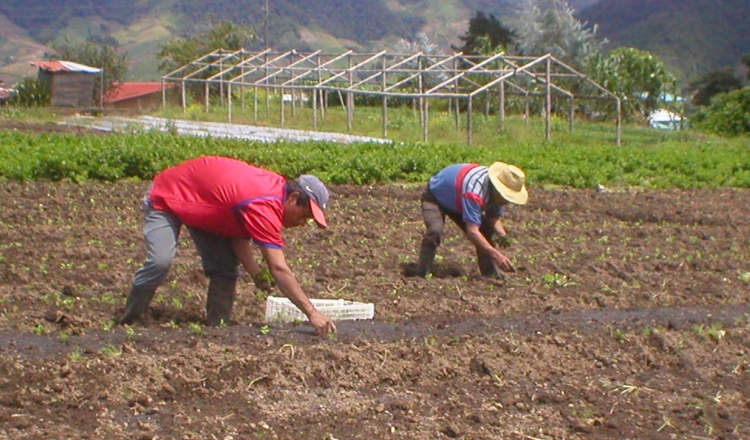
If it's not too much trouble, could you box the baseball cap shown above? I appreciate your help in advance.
[296,174,329,228]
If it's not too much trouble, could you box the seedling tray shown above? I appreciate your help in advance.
[265,296,375,323]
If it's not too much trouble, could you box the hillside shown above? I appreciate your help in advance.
[577,0,750,84]
[0,0,746,86]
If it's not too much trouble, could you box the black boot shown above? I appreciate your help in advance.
[119,284,157,325]
[206,276,237,327]
[477,252,502,278]
[416,242,437,278]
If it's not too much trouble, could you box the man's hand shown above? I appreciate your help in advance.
[251,268,274,291]
[309,310,337,335]
[495,234,512,249]
[493,250,516,273]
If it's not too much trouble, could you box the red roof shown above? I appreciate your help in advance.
[103,82,170,103]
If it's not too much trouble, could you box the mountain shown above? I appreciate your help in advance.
[577,0,750,84]
[0,0,746,86]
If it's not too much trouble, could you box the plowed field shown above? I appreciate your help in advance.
[1,124,750,439]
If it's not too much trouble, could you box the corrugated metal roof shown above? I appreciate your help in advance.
[31,61,102,74]
[102,82,169,103]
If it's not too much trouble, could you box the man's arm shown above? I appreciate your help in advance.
[259,246,337,335]
[231,238,263,275]
[231,238,273,290]
[486,216,507,237]
[465,223,515,272]
[486,216,511,248]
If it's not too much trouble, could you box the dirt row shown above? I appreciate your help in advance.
[1,179,750,439]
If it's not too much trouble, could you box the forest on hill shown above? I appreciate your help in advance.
[0,0,747,84]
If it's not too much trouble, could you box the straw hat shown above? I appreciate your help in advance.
[488,162,528,205]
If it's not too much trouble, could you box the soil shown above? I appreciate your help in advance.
[2,121,750,439]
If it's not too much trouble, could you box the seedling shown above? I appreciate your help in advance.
[188,322,203,336]
[101,344,123,357]
[542,273,576,288]
[259,325,270,335]
[68,346,83,362]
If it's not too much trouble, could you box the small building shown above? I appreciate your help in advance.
[103,82,177,111]
[0,80,10,106]
[31,60,102,107]
[648,109,688,130]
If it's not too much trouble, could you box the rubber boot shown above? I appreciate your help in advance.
[119,284,157,325]
[415,242,437,278]
[206,276,237,327]
[477,252,502,278]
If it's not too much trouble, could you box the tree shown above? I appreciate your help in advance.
[740,52,750,81]
[157,21,256,74]
[688,68,743,107]
[588,47,678,121]
[452,11,516,56]
[396,33,447,89]
[49,35,128,94]
[514,0,605,71]
[693,87,750,137]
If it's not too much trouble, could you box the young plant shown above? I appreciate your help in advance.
[188,322,203,336]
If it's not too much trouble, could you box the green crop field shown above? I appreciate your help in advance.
[2,105,748,189]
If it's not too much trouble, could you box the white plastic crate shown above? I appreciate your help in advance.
[264,296,375,323]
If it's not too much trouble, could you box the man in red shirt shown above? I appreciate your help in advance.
[119,156,336,334]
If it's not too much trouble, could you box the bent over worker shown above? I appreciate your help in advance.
[416,162,528,278]
[120,155,336,334]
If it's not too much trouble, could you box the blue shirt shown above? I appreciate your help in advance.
[428,163,505,225]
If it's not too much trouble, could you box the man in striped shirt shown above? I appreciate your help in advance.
[416,162,528,278]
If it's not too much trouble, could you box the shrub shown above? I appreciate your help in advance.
[9,77,51,107]
[693,88,750,137]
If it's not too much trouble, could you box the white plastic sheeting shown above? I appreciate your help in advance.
[61,116,391,144]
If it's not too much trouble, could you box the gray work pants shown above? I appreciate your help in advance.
[132,189,240,289]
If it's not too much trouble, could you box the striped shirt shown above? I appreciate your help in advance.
[428,163,505,225]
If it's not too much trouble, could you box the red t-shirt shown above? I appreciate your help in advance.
[149,156,286,249]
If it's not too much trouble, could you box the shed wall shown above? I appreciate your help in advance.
[40,71,97,107]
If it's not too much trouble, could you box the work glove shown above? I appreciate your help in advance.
[251,268,274,291]
[495,234,512,249]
